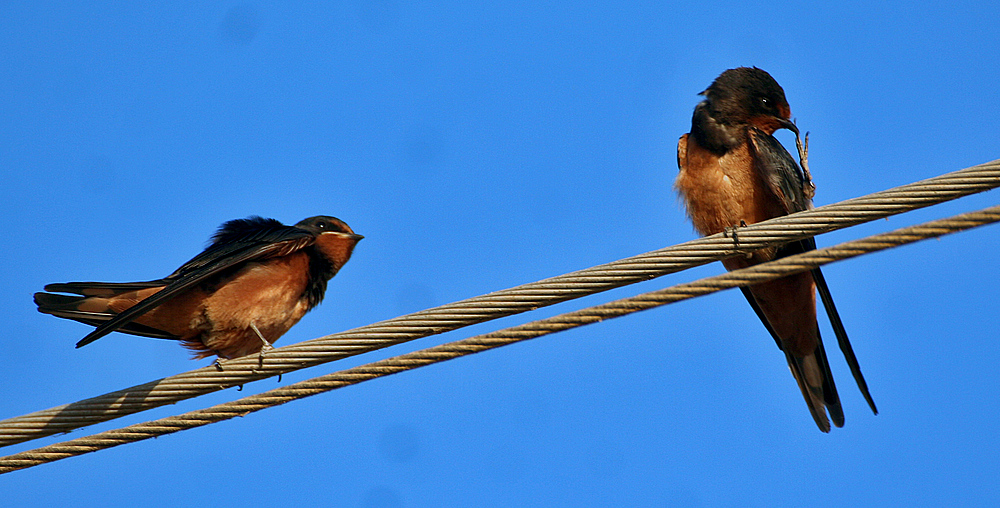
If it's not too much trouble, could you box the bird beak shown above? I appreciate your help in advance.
[325,232,364,242]
[776,117,799,135]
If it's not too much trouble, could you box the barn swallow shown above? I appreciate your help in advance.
[675,67,877,431]
[35,216,362,360]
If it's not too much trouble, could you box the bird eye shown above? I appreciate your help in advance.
[316,221,327,229]
[760,97,769,107]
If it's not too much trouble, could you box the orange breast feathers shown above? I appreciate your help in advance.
[126,251,314,359]
[675,133,786,239]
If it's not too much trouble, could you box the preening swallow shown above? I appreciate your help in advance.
[35,216,362,359]
[675,67,876,431]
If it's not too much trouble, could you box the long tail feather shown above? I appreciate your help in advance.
[34,286,179,341]
[784,351,831,432]
[739,285,844,432]
[43,280,167,297]
[812,267,878,415]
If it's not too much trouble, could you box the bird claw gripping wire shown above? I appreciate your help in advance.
[724,220,749,252]
[250,322,273,369]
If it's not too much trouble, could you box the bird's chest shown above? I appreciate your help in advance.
[198,252,313,332]
[675,135,781,236]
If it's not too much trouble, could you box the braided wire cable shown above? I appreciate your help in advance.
[1,159,998,449]
[1,203,997,474]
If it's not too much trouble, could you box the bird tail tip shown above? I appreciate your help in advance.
[786,344,844,432]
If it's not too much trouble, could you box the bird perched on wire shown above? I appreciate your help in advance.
[35,215,363,360]
[674,67,877,432]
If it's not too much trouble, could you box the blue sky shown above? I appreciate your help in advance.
[3,2,999,506]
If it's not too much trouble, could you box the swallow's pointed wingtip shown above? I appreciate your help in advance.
[854,371,879,416]
[76,332,102,349]
[867,397,879,416]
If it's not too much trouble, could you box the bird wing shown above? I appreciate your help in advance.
[748,128,878,415]
[748,127,808,214]
[74,223,317,348]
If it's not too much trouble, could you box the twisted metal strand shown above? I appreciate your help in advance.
[1,160,998,449]
[2,204,997,474]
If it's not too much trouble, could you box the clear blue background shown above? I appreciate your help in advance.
[3,2,999,506]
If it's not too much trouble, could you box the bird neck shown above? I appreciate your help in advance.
[690,101,746,155]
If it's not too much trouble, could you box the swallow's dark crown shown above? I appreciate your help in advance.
[295,215,357,236]
[689,67,792,154]
[700,66,790,124]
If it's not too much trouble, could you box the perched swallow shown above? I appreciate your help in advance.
[35,216,362,359]
[675,67,877,431]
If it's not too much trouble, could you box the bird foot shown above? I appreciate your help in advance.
[793,129,816,201]
[249,322,273,368]
[723,220,749,251]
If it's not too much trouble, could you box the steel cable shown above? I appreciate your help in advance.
[1,203,997,474]
[0,159,997,449]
